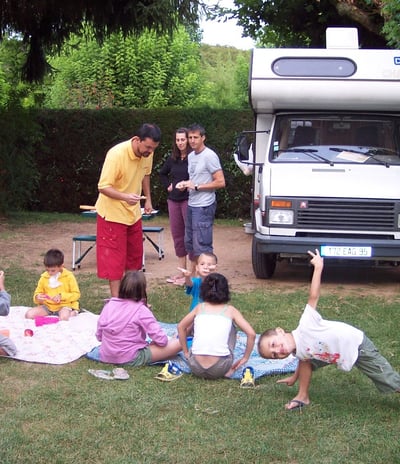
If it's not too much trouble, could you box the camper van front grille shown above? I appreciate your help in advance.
[296,199,396,231]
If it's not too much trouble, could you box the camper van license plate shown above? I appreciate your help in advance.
[320,246,372,258]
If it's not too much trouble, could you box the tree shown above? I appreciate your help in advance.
[222,0,396,48]
[198,45,250,108]
[0,35,44,108]
[0,0,202,82]
[44,27,204,109]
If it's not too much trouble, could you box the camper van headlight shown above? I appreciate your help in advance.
[269,209,294,225]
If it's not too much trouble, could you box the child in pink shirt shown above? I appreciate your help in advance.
[87,271,181,366]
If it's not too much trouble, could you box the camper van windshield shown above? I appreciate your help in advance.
[270,114,400,165]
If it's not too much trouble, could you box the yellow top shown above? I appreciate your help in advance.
[95,139,153,225]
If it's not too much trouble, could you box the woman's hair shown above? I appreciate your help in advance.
[200,272,230,304]
[171,127,189,161]
[118,271,148,302]
[44,248,64,267]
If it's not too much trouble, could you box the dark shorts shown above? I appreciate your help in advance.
[184,202,216,261]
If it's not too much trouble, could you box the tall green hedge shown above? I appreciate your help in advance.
[0,108,254,218]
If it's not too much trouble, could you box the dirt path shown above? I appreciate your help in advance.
[1,217,399,297]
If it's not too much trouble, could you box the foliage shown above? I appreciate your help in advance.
[0,35,45,108]
[382,1,400,47]
[198,45,250,109]
[0,29,251,110]
[0,110,42,214]
[44,27,204,109]
[0,0,202,82]
[227,0,390,48]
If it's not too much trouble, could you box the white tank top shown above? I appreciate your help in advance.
[191,304,233,356]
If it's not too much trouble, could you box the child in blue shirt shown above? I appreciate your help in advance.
[179,252,218,312]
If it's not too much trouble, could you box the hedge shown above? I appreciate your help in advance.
[0,108,254,218]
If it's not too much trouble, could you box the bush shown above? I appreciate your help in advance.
[0,110,42,213]
[0,108,254,218]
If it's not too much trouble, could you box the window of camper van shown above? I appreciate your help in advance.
[271,115,400,165]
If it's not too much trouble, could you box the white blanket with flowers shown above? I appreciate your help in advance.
[1,306,100,364]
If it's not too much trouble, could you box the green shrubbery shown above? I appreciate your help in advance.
[0,108,254,218]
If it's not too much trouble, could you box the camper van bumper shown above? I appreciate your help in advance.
[253,233,400,260]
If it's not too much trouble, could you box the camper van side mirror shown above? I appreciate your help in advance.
[236,133,250,161]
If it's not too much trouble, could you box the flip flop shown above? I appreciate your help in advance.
[286,399,308,411]
[88,369,114,380]
[112,368,130,380]
[88,368,130,380]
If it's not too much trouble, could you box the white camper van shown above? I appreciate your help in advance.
[237,28,400,279]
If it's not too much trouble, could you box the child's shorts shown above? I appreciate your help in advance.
[85,345,152,367]
[41,305,77,316]
[187,352,233,379]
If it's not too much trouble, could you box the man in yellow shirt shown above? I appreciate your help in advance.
[95,123,161,296]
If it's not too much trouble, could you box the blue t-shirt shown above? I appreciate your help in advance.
[185,276,202,311]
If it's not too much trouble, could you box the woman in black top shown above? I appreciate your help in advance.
[159,128,190,285]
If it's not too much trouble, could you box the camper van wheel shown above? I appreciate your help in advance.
[252,239,277,279]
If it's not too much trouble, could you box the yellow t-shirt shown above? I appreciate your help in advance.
[95,139,153,225]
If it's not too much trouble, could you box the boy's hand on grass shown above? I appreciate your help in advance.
[276,374,297,387]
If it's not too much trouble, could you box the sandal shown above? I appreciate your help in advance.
[88,368,130,380]
[240,366,255,388]
[88,369,114,380]
[112,368,130,380]
[155,361,183,382]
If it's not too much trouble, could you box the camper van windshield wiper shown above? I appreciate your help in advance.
[284,148,334,166]
[329,147,390,168]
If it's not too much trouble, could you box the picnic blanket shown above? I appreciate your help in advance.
[1,307,297,379]
[1,306,100,364]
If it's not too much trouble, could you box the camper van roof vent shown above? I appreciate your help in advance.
[326,27,359,49]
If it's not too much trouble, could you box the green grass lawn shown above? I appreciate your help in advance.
[1,213,400,463]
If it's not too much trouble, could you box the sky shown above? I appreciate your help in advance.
[199,0,255,50]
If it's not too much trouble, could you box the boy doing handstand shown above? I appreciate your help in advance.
[258,249,400,410]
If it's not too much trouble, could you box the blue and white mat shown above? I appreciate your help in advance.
[159,322,298,380]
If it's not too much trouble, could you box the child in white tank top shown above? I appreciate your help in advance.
[177,273,256,379]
